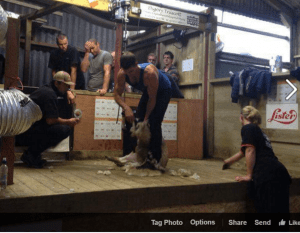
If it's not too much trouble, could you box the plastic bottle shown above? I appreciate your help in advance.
[269,56,275,72]
[0,157,8,190]
[275,55,282,73]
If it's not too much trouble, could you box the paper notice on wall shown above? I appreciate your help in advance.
[94,120,122,140]
[182,59,193,72]
[162,123,177,140]
[267,80,297,104]
[95,98,121,119]
[162,102,178,140]
[94,98,122,140]
[266,104,298,130]
[163,103,178,121]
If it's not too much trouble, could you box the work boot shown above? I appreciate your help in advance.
[21,150,45,169]
[37,154,47,167]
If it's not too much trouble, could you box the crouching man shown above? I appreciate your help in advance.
[114,52,173,169]
[17,71,80,168]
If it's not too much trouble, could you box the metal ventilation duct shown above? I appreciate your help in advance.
[0,89,42,136]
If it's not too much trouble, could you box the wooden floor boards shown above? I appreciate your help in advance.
[0,158,298,213]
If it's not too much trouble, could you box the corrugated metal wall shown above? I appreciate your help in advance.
[0,1,116,87]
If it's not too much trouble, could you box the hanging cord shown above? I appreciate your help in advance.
[116,90,126,124]
[124,19,127,51]
[137,17,140,35]
[6,76,24,90]
[116,18,128,124]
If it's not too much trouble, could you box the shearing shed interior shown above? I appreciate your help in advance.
[0,0,300,231]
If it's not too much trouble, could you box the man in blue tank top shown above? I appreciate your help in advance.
[114,52,172,169]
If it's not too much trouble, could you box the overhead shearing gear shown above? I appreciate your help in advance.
[109,0,131,23]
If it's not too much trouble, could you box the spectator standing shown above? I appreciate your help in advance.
[162,51,179,85]
[81,39,112,95]
[48,33,85,93]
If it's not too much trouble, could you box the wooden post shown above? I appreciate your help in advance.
[206,13,217,158]
[296,18,300,67]
[1,18,20,185]
[203,8,217,158]
[156,26,161,66]
[23,19,32,86]
[199,32,205,100]
[114,23,123,85]
[207,32,216,157]
[201,30,210,158]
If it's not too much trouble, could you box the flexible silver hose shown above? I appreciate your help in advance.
[0,89,42,136]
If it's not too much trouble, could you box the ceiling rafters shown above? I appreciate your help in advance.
[20,2,69,20]
[262,0,294,17]
[177,0,300,24]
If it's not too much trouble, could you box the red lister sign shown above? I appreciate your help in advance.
[266,104,298,129]
[267,108,297,125]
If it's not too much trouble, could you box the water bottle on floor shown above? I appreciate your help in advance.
[0,157,8,190]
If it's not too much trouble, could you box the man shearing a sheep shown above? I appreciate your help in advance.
[113,51,174,169]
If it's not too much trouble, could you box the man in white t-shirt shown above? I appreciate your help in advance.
[81,39,112,95]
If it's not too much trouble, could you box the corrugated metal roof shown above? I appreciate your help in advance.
[179,0,282,24]
[279,0,300,10]
[0,1,116,87]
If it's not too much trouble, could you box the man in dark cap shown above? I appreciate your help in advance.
[18,71,80,168]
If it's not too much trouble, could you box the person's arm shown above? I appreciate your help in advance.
[81,53,90,73]
[125,83,132,92]
[143,66,158,122]
[223,151,244,169]
[170,67,179,84]
[81,42,91,73]
[70,65,77,90]
[46,117,80,127]
[114,70,135,123]
[52,69,56,78]
[235,146,256,182]
[97,64,111,95]
[48,52,56,76]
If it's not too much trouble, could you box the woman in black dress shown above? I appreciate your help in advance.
[223,106,291,213]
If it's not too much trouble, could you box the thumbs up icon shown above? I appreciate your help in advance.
[279,219,286,226]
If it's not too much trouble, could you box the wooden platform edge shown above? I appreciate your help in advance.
[1,178,299,213]
[0,182,250,213]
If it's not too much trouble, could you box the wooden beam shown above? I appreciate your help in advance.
[39,25,61,31]
[127,29,200,51]
[1,18,20,185]
[23,19,32,86]
[179,81,202,87]
[3,0,63,16]
[52,0,110,12]
[202,31,209,158]
[20,2,68,20]
[19,39,85,53]
[207,30,216,158]
[218,22,290,41]
[4,18,20,89]
[114,23,123,86]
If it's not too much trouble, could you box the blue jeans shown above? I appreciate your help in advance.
[136,88,172,162]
